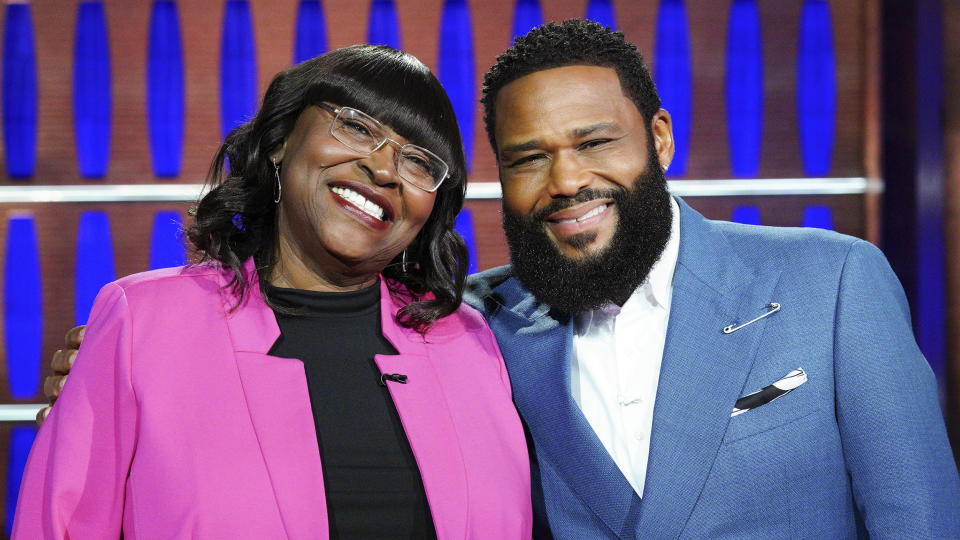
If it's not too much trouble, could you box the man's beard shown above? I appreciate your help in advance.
[502,148,673,316]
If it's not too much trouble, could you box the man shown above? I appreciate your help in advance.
[45,19,960,539]
[463,19,960,538]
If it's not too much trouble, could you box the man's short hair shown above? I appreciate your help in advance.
[481,18,662,154]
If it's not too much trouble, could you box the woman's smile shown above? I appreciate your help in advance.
[328,181,395,231]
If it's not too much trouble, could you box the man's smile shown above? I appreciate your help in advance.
[545,199,615,238]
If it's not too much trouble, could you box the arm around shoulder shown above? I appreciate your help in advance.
[13,282,138,539]
[833,240,960,536]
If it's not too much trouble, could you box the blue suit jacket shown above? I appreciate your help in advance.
[466,198,960,539]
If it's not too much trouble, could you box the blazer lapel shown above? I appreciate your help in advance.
[636,200,782,538]
[377,282,469,539]
[489,280,640,538]
[225,261,328,539]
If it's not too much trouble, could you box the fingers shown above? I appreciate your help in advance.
[35,406,50,426]
[51,348,77,374]
[37,325,84,427]
[43,375,67,402]
[65,325,86,349]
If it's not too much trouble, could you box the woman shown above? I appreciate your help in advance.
[14,45,531,539]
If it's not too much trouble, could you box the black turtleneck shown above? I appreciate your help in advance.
[266,282,436,540]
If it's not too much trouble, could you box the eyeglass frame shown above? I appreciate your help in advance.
[316,102,450,193]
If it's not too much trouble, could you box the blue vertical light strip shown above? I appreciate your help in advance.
[724,0,762,177]
[3,216,43,399]
[454,208,478,274]
[75,211,116,325]
[366,0,401,49]
[914,0,945,384]
[438,0,475,172]
[5,427,37,536]
[797,0,836,176]
[731,205,760,225]
[148,0,185,177]
[512,0,543,41]
[149,211,186,269]
[802,205,833,230]
[654,0,692,177]
[220,0,258,139]
[73,1,112,179]
[2,3,38,178]
[584,0,617,29]
[294,0,328,63]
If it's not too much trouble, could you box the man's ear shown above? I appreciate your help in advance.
[650,108,675,172]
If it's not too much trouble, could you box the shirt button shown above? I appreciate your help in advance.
[634,432,646,442]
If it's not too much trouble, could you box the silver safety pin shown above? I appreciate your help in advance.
[723,302,780,334]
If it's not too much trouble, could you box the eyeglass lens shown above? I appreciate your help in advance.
[331,108,447,191]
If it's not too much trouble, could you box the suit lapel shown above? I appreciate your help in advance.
[489,280,640,537]
[377,283,469,539]
[225,261,328,539]
[636,200,782,538]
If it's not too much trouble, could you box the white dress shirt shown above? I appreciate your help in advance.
[570,197,680,497]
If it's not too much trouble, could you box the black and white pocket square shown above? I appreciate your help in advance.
[731,368,807,417]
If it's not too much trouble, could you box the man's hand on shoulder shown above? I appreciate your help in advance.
[36,326,85,425]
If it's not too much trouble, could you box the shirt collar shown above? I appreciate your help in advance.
[639,196,681,311]
[575,197,681,330]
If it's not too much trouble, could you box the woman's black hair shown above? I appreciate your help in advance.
[187,44,469,332]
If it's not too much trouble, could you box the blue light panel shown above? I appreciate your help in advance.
[220,0,257,139]
[75,211,116,325]
[802,205,833,230]
[148,0,185,177]
[731,205,761,225]
[294,0,328,63]
[73,1,111,179]
[654,0,692,176]
[3,216,42,399]
[5,427,37,536]
[367,0,401,49]
[585,0,617,29]
[512,0,543,42]
[454,208,478,275]
[2,3,38,178]
[725,0,762,177]
[797,0,836,176]
[438,0,475,171]
[149,211,187,269]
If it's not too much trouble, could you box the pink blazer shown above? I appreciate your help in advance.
[13,261,532,539]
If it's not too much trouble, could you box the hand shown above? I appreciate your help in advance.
[36,326,85,425]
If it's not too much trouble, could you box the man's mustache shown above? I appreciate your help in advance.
[524,188,626,223]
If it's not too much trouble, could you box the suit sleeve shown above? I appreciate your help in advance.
[833,240,960,537]
[12,282,139,539]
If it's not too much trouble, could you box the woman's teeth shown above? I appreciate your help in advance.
[331,186,385,221]
[557,204,607,224]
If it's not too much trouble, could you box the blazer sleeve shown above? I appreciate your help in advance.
[13,282,139,539]
[833,240,960,537]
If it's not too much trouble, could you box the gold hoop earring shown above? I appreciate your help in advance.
[272,159,282,204]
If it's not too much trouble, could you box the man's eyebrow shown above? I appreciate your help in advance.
[499,140,542,156]
[571,122,617,139]
[499,123,620,157]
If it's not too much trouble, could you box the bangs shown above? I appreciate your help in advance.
[301,46,465,190]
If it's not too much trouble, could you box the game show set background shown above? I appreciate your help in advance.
[0,0,957,535]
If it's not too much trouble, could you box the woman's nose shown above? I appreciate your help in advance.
[365,139,403,187]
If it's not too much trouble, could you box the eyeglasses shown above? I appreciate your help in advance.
[318,103,449,192]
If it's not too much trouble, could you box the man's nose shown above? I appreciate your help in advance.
[546,150,592,198]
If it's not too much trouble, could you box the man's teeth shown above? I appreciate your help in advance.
[557,204,607,224]
[331,186,385,220]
